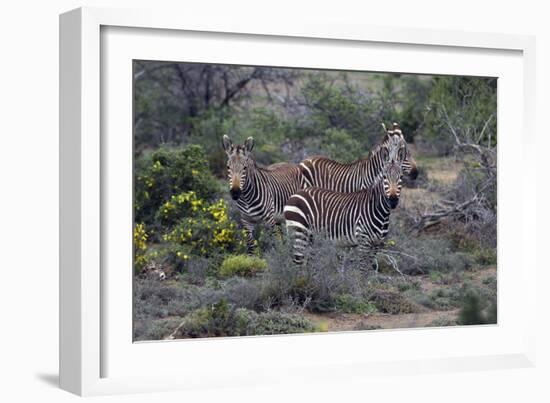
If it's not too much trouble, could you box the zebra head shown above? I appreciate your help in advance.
[382,122,418,180]
[222,135,254,200]
[382,161,403,209]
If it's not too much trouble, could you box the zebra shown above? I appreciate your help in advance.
[299,123,417,193]
[223,135,304,254]
[283,159,404,267]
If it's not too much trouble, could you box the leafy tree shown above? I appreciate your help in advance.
[422,76,497,152]
[133,61,297,151]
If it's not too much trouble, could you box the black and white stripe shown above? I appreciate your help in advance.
[284,161,403,265]
[299,123,417,193]
[223,135,304,254]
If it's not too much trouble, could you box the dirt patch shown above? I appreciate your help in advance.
[428,169,459,185]
[420,156,463,185]
[304,310,459,332]
[469,266,497,285]
[399,187,440,209]
[400,157,462,210]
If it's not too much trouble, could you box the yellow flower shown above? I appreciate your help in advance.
[133,223,148,251]
[152,160,162,172]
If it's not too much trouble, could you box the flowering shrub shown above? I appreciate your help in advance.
[133,223,149,271]
[161,196,246,259]
[157,190,205,227]
[219,255,267,278]
[134,145,220,227]
[132,143,253,274]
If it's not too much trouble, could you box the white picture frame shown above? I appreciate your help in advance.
[59,6,537,396]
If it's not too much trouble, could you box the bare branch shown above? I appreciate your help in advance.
[476,113,495,145]
[440,104,461,144]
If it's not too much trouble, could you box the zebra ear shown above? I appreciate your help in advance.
[392,122,402,136]
[244,137,254,153]
[381,123,391,140]
[222,135,233,154]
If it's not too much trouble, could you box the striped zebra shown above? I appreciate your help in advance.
[283,160,403,266]
[299,123,417,193]
[223,135,303,254]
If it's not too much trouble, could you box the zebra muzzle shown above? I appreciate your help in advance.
[230,188,242,200]
[389,195,399,209]
[409,164,418,180]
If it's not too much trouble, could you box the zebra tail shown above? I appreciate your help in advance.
[283,201,311,265]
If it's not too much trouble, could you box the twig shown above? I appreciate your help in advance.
[477,114,495,145]
[165,318,187,340]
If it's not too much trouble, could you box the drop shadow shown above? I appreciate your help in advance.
[35,373,59,388]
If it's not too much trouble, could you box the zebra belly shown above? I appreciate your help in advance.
[236,199,273,224]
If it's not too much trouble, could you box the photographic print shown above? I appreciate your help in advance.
[132,61,497,341]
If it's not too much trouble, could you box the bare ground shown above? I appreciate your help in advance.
[399,155,462,210]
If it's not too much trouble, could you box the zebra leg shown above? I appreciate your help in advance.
[265,213,283,240]
[382,253,404,278]
[357,236,378,273]
[372,255,379,272]
[242,219,256,255]
[287,226,310,265]
[273,222,284,240]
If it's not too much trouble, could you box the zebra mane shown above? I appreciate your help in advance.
[367,141,386,159]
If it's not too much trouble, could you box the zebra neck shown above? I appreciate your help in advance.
[240,161,261,202]
[361,179,391,221]
[361,150,383,188]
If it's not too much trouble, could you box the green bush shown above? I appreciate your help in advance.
[367,288,419,314]
[134,145,221,227]
[161,197,246,259]
[334,294,377,314]
[429,286,462,310]
[239,309,317,336]
[219,255,268,278]
[408,292,436,310]
[458,288,497,325]
[458,289,485,325]
[173,300,316,338]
